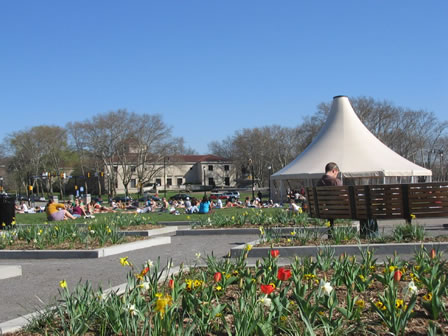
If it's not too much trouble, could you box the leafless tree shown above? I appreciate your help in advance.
[209,96,447,186]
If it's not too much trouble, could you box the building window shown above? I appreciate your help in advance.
[177,178,182,186]
[167,178,172,186]
[208,177,215,186]
[113,166,118,172]
[208,165,213,171]
[224,165,229,171]
[156,178,161,186]
[130,179,137,188]
[224,177,230,186]
[131,166,136,173]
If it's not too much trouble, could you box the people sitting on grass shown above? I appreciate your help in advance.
[215,198,223,209]
[71,199,91,218]
[159,198,169,212]
[199,196,212,214]
[288,199,301,213]
[16,201,29,213]
[189,198,200,214]
[46,198,76,221]
[184,197,193,213]
[110,200,118,210]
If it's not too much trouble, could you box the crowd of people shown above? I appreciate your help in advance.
[14,189,308,222]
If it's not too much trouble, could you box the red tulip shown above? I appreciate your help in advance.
[430,249,436,259]
[270,250,280,258]
[168,279,174,289]
[277,267,292,281]
[141,267,150,276]
[393,270,402,282]
[260,284,275,295]
[214,272,222,283]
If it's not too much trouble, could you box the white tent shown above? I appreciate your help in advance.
[271,96,432,199]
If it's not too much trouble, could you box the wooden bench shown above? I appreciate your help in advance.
[306,182,448,236]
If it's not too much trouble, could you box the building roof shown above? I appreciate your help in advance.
[272,96,432,180]
[168,154,229,163]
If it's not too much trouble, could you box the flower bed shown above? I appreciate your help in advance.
[18,248,448,335]
[192,209,349,229]
[0,214,160,250]
[257,222,448,247]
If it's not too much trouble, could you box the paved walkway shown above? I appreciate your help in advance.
[1,217,447,325]
[0,233,258,323]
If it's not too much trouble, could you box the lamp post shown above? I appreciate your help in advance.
[248,159,255,200]
[267,166,272,201]
[0,176,3,193]
[163,157,167,198]
[203,166,206,190]
[440,150,444,181]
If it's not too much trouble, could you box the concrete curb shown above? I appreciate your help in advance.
[0,265,22,280]
[121,226,178,236]
[176,226,353,236]
[0,265,183,335]
[0,236,171,259]
[230,239,448,258]
[157,221,196,226]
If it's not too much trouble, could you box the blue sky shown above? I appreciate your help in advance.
[1,1,447,154]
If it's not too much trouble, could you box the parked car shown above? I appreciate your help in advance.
[169,193,191,201]
[223,191,240,200]
[139,195,161,202]
[112,196,132,203]
[210,193,226,200]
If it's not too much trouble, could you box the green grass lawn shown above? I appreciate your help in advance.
[14,207,286,225]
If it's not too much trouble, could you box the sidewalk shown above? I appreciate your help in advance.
[0,233,258,324]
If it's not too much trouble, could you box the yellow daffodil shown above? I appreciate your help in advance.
[120,256,130,267]
[375,301,386,311]
[215,285,222,291]
[410,214,416,219]
[355,299,365,309]
[245,244,253,251]
[423,293,432,302]
[155,294,172,317]
[290,231,296,236]
[59,280,67,289]
[395,299,404,309]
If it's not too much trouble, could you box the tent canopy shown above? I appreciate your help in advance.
[272,96,432,180]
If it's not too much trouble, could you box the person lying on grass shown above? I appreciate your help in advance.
[88,200,115,214]
[45,198,76,221]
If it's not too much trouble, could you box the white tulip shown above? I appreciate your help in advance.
[321,281,333,296]
[408,281,418,295]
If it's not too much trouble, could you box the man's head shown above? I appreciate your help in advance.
[325,162,340,178]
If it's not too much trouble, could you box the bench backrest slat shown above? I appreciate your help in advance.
[306,182,448,220]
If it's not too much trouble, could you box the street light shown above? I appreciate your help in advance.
[163,157,168,198]
[439,150,444,181]
[248,159,255,200]
[203,166,206,190]
[267,166,272,201]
